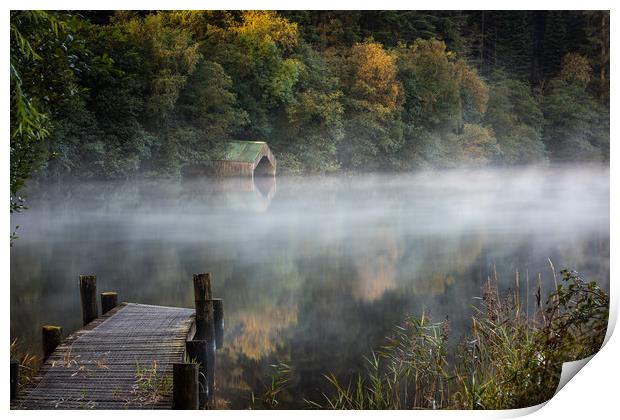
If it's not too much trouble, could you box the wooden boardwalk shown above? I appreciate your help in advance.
[13,303,196,409]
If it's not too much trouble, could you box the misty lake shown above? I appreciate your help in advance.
[10,166,609,408]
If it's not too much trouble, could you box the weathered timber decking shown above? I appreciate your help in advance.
[13,303,195,409]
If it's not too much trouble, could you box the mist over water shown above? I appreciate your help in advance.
[10,165,609,407]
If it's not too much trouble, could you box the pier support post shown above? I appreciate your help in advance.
[186,340,208,407]
[193,274,215,343]
[101,292,118,315]
[10,360,19,401]
[212,298,224,349]
[206,340,216,407]
[193,273,217,407]
[42,325,62,360]
[173,362,199,409]
[79,275,98,326]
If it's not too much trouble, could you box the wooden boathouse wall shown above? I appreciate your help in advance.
[213,141,276,178]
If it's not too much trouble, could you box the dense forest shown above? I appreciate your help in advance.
[10,10,610,207]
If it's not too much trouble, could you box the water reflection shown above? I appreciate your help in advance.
[10,166,609,408]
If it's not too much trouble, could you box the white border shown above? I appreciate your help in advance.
[2,2,617,419]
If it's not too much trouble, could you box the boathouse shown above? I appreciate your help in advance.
[213,141,276,177]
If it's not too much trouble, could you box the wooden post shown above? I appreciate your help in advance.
[193,273,217,408]
[193,274,215,343]
[79,275,98,326]
[206,340,216,407]
[173,362,199,410]
[186,340,208,407]
[10,360,19,401]
[42,325,62,359]
[101,292,118,315]
[212,298,224,349]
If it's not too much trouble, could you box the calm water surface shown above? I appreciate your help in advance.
[10,166,609,407]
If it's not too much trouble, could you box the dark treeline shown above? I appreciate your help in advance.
[10,10,610,201]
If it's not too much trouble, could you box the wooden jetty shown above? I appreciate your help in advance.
[11,273,223,410]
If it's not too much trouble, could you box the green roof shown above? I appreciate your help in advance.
[220,141,267,163]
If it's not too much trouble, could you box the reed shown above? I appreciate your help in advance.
[10,339,40,394]
[127,361,173,406]
[251,362,293,409]
[311,269,608,410]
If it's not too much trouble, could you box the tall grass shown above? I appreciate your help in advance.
[10,339,40,393]
[251,362,294,409]
[313,269,608,410]
[126,360,173,406]
[319,314,451,409]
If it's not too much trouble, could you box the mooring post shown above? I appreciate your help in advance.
[193,273,217,407]
[42,325,63,360]
[10,360,19,401]
[193,273,215,343]
[186,340,208,407]
[206,340,216,407]
[79,275,98,326]
[101,292,118,315]
[173,362,199,409]
[212,298,224,349]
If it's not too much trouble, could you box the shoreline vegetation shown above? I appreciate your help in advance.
[10,11,610,212]
[252,269,609,410]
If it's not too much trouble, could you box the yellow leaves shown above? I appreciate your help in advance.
[560,53,592,86]
[349,40,404,110]
[454,60,489,115]
[163,11,235,39]
[409,38,452,68]
[458,124,500,166]
[229,305,298,360]
[236,11,299,50]
[124,14,201,76]
[351,227,404,302]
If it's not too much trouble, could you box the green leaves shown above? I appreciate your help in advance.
[10,11,610,184]
[483,73,547,164]
[10,11,75,209]
[543,72,604,162]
